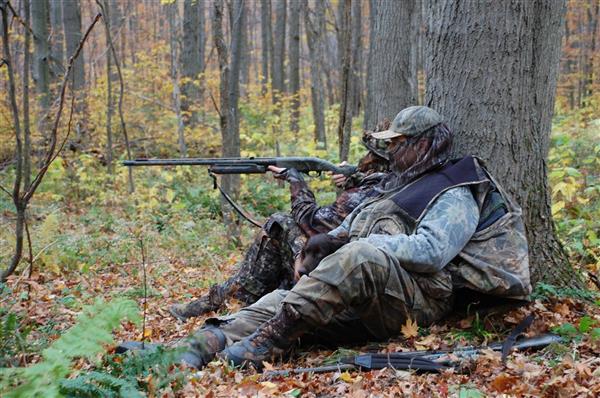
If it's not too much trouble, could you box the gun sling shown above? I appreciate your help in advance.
[209,171,264,228]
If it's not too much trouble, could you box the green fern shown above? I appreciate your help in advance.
[0,298,140,398]
[60,371,142,398]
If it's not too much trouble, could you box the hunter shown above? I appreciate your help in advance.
[180,106,532,369]
[168,129,390,321]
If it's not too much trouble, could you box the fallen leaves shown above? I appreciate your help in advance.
[5,256,600,397]
[401,317,419,339]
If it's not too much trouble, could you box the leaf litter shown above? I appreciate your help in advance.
[4,256,600,397]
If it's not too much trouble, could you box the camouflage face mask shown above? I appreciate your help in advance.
[361,134,390,161]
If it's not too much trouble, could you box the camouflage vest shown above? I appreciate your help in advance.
[347,156,532,300]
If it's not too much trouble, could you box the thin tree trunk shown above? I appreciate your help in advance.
[424,0,578,287]
[337,0,352,162]
[272,0,286,96]
[214,0,238,238]
[364,0,417,131]
[23,0,32,189]
[1,0,25,281]
[288,0,301,133]
[350,0,362,116]
[304,0,326,148]
[31,0,51,138]
[260,0,271,94]
[63,0,86,145]
[181,0,202,127]
[104,0,114,174]
[50,0,64,78]
[167,2,186,156]
[128,0,137,65]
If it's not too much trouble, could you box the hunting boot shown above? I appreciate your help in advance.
[168,285,227,322]
[220,304,309,369]
[179,326,227,369]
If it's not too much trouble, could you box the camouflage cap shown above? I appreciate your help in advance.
[370,106,444,139]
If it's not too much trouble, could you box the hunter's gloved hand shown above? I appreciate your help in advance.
[267,166,304,183]
[295,234,349,279]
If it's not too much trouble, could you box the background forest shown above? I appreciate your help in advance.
[0,0,599,396]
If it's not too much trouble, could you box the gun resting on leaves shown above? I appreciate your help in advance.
[122,157,357,176]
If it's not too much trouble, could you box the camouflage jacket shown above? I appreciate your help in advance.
[284,168,386,237]
[329,157,532,300]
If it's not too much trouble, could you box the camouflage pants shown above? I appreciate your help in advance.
[200,241,455,346]
[210,213,306,307]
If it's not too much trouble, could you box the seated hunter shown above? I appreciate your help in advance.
[178,106,532,369]
[168,127,391,322]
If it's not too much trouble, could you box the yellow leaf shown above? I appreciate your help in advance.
[551,201,565,215]
[260,381,277,389]
[339,371,355,383]
[401,318,419,339]
[165,189,175,203]
[143,328,153,338]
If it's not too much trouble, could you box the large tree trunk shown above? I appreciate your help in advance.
[364,0,417,131]
[424,0,579,287]
[288,0,301,133]
[181,0,203,127]
[304,0,327,149]
[31,0,51,137]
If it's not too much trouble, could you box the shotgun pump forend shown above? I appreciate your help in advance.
[122,157,358,176]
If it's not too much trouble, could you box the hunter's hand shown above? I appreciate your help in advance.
[329,161,349,188]
[268,165,287,180]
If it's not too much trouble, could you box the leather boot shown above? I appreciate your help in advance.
[179,326,227,369]
[220,304,308,369]
[168,285,226,322]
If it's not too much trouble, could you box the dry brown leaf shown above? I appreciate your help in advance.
[415,334,438,350]
[490,372,519,392]
[401,318,419,339]
[457,316,474,329]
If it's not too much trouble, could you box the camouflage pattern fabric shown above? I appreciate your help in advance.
[195,240,454,347]
[186,171,387,311]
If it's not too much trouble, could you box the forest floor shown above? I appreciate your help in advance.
[5,255,600,397]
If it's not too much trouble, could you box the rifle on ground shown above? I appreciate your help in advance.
[122,157,357,176]
[263,333,563,376]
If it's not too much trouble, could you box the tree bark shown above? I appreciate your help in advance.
[350,0,362,116]
[214,0,242,238]
[181,0,202,127]
[103,0,114,174]
[337,0,352,162]
[228,0,244,159]
[304,0,327,148]
[424,0,579,287]
[23,0,32,189]
[63,0,86,144]
[167,2,186,156]
[288,0,301,133]
[260,0,271,94]
[364,0,417,131]
[272,0,286,96]
[50,0,64,78]
[31,0,51,137]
